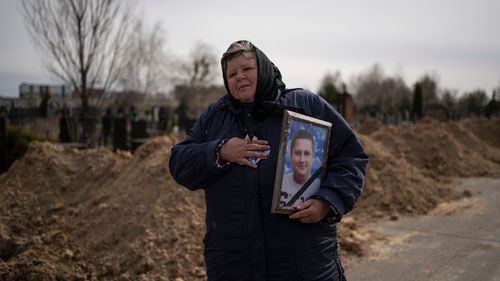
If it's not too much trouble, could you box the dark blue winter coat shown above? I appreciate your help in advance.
[169,88,368,281]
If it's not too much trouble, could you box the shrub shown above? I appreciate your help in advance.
[3,126,48,172]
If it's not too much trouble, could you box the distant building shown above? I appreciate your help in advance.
[19,82,68,108]
[0,96,19,110]
[332,86,354,124]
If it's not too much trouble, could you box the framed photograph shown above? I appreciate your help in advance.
[271,110,332,214]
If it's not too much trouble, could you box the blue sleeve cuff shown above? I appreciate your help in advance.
[314,188,347,221]
[207,139,232,173]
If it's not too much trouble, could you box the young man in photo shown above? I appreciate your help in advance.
[280,129,321,206]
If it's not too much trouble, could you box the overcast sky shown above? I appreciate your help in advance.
[1,0,499,98]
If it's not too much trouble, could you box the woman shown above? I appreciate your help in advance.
[169,40,368,281]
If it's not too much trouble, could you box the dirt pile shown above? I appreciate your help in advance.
[367,118,500,178]
[1,117,499,280]
[338,117,500,257]
[337,134,460,258]
[460,118,500,150]
[356,117,384,136]
[1,138,206,280]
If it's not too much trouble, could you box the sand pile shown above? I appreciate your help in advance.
[1,138,206,281]
[367,118,500,178]
[337,117,500,257]
[1,117,499,280]
[460,118,500,150]
[356,117,384,136]
[337,134,461,258]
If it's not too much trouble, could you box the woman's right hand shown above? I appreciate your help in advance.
[219,137,270,168]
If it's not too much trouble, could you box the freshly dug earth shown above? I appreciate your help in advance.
[1,138,206,281]
[367,118,500,178]
[1,117,499,280]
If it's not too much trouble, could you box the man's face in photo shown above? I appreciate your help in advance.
[291,138,315,181]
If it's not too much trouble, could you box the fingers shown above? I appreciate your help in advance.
[220,137,270,165]
[246,143,270,152]
[289,199,329,224]
[249,139,269,145]
[244,151,269,159]
[297,200,314,209]
[289,209,318,224]
[238,158,257,169]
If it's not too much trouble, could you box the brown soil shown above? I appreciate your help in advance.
[1,117,499,280]
[368,117,500,178]
[0,138,206,280]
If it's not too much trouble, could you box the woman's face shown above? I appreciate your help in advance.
[226,53,258,103]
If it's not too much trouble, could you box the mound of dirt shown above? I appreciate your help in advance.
[460,117,500,150]
[337,133,462,259]
[370,117,500,178]
[356,118,384,135]
[1,118,499,279]
[337,117,500,259]
[352,134,460,220]
[0,138,206,281]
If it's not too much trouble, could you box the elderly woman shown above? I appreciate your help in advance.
[169,40,368,281]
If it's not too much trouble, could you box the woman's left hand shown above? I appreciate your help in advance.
[289,199,331,224]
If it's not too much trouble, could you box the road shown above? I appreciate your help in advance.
[345,177,500,281]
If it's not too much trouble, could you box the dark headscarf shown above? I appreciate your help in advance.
[221,40,286,111]
[221,40,287,137]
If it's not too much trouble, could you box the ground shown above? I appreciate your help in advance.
[346,177,500,281]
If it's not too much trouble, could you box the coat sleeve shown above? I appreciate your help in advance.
[169,107,230,190]
[309,94,369,219]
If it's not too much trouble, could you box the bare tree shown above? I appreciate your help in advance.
[440,89,459,119]
[494,79,500,98]
[417,73,440,106]
[21,0,136,141]
[457,89,489,117]
[171,42,219,87]
[352,64,412,122]
[118,20,170,96]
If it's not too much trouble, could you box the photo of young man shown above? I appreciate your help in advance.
[280,129,321,207]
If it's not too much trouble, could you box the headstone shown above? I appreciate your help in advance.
[102,108,113,147]
[59,116,72,143]
[130,119,149,152]
[113,117,128,151]
[158,106,168,131]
